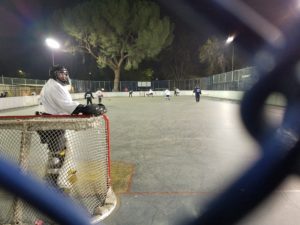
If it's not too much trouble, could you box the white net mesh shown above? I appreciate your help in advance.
[0,115,116,224]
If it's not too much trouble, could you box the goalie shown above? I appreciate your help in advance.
[37,65,106,192]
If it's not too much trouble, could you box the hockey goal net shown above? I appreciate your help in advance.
[0,114,116,224]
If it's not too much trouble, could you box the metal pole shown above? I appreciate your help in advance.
[51,50,55,66]
[237,73,240,90]
[231,44,234,80]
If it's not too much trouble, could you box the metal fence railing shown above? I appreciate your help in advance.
[198,67,257,91]
[0,67,257,97]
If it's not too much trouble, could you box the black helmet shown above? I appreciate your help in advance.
[49,65,70,85]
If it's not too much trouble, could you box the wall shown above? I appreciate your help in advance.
[0,93,85,111]
[0,90,285,111]
[201,90,286,107]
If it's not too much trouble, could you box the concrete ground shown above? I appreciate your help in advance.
[1,96,300,225]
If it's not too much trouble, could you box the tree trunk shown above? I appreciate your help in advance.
[113,67,120,92]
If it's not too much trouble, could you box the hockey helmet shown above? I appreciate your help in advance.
[49,65,70,85]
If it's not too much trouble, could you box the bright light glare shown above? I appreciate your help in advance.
[45,38,60,49]
[296,1,300,10]
[226,35,235,44]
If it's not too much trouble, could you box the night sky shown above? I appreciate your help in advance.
[0,0,87,79]
[0,0,295,80]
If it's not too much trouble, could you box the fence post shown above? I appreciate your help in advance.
[237,71,240,90]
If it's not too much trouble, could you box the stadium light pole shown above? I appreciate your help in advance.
[89,72,92,90]
[226,35,235,80]
[45,38,60,66]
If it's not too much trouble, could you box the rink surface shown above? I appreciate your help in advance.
[1,95,300,225]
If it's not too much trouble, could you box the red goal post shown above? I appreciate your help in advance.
[0,114,116,224]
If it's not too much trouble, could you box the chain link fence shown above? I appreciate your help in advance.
[0,76,46,97]
[0,67,257,97]
[199,67,257,91]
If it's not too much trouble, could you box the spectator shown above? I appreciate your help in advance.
[1,91,7,97]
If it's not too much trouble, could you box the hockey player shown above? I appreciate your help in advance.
[174,88,180,96]
[84,89,94,105]
[164,89,171,100]
[193,86,202,102]
[38,65,106,191]
[95,88,104,104]
[146,88,154,97]
[129,89,133,97]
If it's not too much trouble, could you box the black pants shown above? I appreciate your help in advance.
[86,98,93,105]
[37,130,66,187]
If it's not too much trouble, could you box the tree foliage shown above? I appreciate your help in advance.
[141,68,154,81]
[199,37,228,75]
[159,31,201,80]
[55,0,174,91]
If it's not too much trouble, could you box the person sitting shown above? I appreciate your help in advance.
[1,91,7,97]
